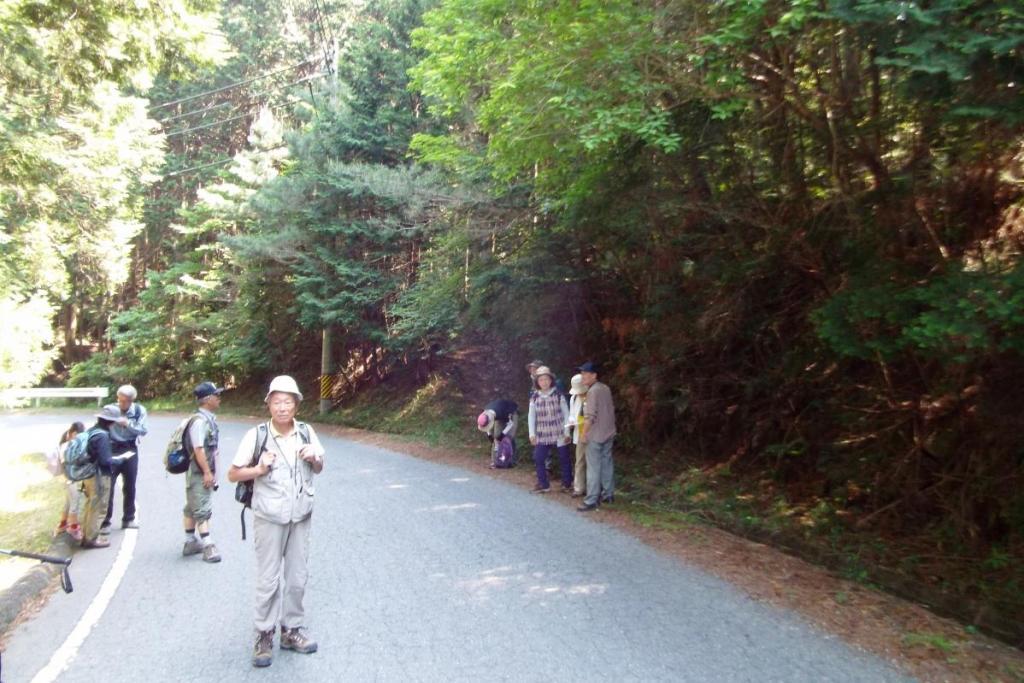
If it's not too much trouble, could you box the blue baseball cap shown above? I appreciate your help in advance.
[577,361,600,374]
[193,381,224,400]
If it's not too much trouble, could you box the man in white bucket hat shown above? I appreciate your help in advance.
[228,375,326,668]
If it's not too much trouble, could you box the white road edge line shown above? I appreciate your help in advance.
[31,529,138,683]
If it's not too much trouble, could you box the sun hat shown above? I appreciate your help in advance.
[96,404,122,422]
[534,365,554,380]
[569,374,588,395]
[265,375,303,403]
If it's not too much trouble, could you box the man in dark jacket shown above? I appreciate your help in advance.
[81,405,118,548]
[477,398,519,467]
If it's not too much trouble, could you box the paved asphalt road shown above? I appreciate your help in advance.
[1,412,911,682]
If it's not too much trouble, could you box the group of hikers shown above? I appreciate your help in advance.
[477,360,617,512]
[46,376,326,668]
[48,385,147,545]
[40,362,614,666]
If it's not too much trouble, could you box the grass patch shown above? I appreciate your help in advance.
[629,507,699,533]
[902,632,957,653]
[319,373,470,450]
[0,451,65,555]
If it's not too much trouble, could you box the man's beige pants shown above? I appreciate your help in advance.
[80,474,111,543]
[573,441,587,495]
[253,515,312,632]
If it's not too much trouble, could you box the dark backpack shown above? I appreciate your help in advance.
[235,421,311,540]
[163,415,201,474]
[64,430,98,481]
[493,434,516,469]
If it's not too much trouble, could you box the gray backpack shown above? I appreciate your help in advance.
[63,430,98,482]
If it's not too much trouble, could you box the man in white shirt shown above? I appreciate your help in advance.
[182,382,223,563]
[228,375,325,668]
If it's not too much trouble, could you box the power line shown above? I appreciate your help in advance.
[158,71,328,125]
[284,0,331,73]
[159,100,233,124]
[314,0,339,60]
[149,59,317,112]
[164,97,309,138]
[164,143,289,178]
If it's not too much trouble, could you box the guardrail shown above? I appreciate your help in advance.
[0,387,109,408]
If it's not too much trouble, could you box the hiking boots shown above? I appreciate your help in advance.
[280,626,318,654]
[252,629,274,667]
[202,543,221,563]
[182,539,203,556]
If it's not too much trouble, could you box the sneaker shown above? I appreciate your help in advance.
[68,525,83,542]
[530,485,550,494]
[600,494,615,504]
[182,539,203,556]
[253,629,274,667]
[571,491,584,498]
[202,544,222,563]
[122,519,139,530]
[81,537,111,548]
[577,502,599,512]
[560,485,573,494]
[280,626,318,654]
[54,521,68,536]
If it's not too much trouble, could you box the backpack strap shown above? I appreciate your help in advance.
[240,423,269,542]
[182,413,203,455]
[250,423,269,465]
[83,427,101,463]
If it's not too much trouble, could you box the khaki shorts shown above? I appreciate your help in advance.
[183,469,213,521]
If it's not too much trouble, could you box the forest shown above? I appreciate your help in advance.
[1,0,1022,644]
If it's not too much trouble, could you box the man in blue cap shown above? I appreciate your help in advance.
[576,362,617,512]
[182,381,224,563]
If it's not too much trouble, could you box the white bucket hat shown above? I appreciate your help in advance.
[569,374,588,395]
[264,375,303,403]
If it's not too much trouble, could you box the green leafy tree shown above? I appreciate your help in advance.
[0,0,224,386]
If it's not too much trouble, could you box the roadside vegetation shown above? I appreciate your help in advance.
[0,452,65,590]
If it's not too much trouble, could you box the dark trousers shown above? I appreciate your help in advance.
[104,442,138,526]
[532,443,572,489]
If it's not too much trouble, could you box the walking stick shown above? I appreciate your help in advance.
[0,548,74,593]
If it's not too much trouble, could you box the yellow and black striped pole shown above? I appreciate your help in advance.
[320,327,333,415]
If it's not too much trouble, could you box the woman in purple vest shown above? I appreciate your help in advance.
[527,366,573,493]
